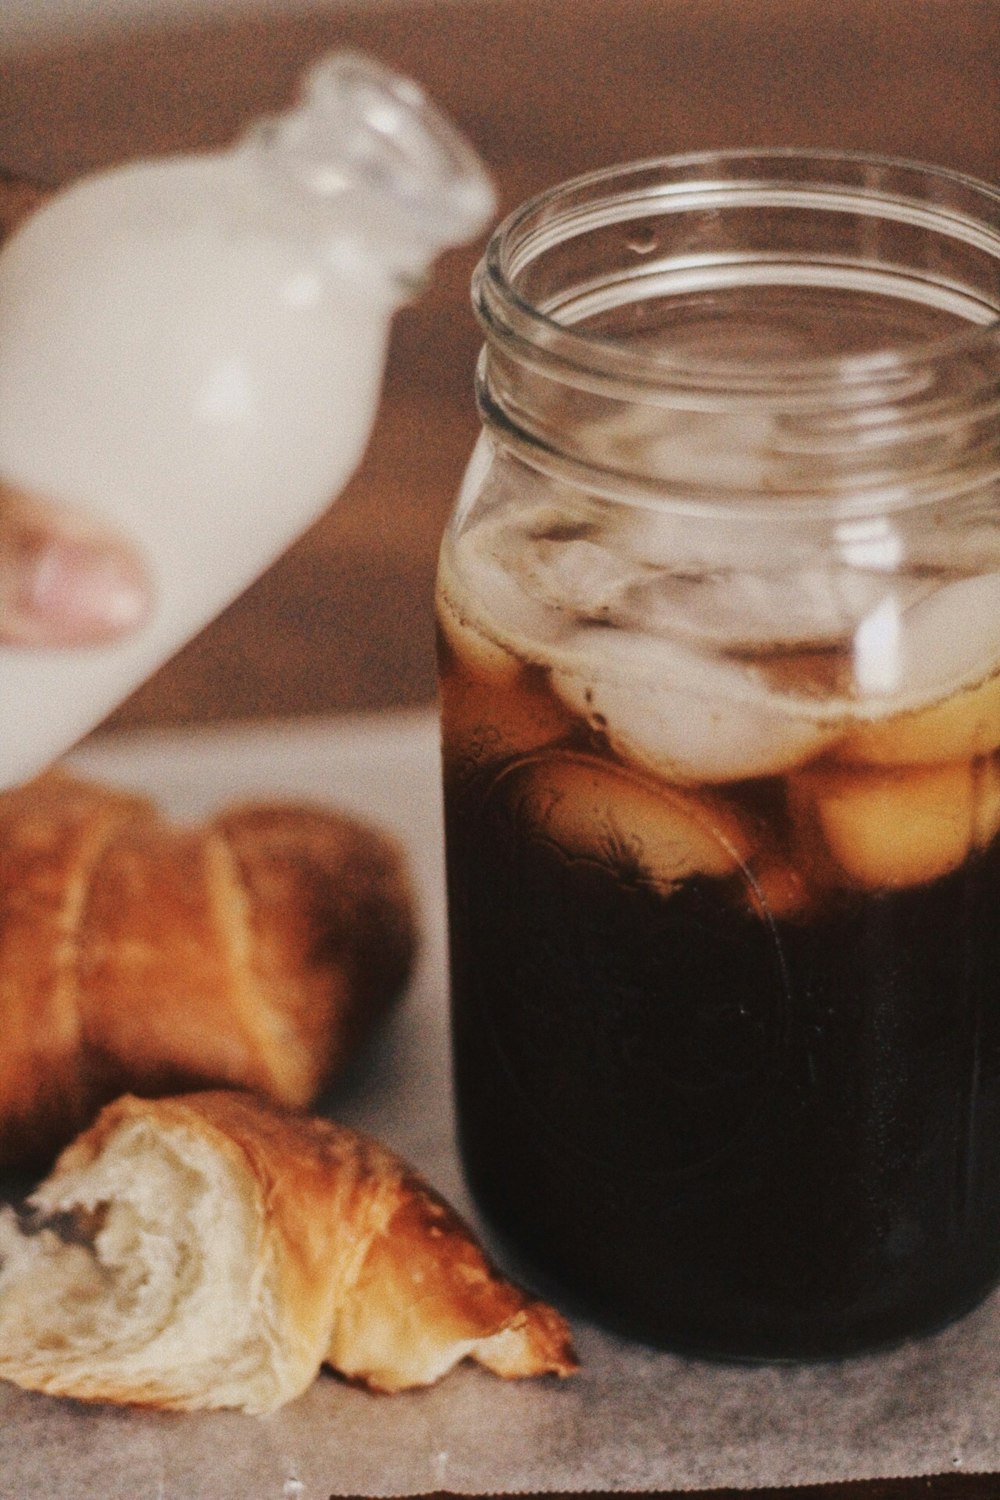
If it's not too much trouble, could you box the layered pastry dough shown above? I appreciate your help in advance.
[0,770,417,1167]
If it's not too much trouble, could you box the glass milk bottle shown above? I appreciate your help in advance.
[436,151,1000,1359]
[0,52,494,788]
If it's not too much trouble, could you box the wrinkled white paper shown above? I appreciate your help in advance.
[0,707,996,1499]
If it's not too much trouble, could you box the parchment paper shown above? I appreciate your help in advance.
[1,706,998,1498]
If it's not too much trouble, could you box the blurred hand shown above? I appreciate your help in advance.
[0,483,152,646]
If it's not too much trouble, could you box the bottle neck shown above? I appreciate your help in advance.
[241,51,496,289]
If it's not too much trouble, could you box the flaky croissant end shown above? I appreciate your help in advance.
[0,1090,577,1413]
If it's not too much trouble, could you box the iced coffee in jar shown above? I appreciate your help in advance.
[436,151,1000,1360]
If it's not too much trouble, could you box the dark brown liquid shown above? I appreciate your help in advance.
[444,741,1000,1358]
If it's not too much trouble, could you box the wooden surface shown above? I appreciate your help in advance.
[0,0,997,732]
[1,5,1000,1495]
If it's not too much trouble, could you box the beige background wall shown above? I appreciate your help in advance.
[0,0,996,726]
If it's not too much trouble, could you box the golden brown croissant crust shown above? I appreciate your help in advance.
[0,769,417,1169]
[0,1089,577,1410]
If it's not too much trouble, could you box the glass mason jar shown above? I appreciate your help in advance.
[435,150,1000,1360]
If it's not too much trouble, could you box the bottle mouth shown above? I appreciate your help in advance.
[475,148,1000,396]
[247,51,496,272]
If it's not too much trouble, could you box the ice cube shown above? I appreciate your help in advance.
[437,524,566,669]
[788,759,1000,891]
[621,565,933,654]
[509,535,645,622]
[437,561,522,690]
[504,750,751,892]
[437,531,574,769]
[837,667,1000,766]
[550,626,833,783]
[606,503,792,574]
[889,573,1000,709]
[437,610,571,773]
[580,403,777,490]
[490,476,935,658]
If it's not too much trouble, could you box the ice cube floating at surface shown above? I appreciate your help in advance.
[437,444,1000,909]
[443,481,1000,786]
[439,514,1000,917]
[0,52,495,789]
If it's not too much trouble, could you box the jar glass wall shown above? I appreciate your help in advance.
[436,150,1000,1359]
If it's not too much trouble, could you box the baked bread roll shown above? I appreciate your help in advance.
[0,769,416,1169]
[0,1090,577,1411]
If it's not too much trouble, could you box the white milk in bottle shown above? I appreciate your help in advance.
[0,52,495,786]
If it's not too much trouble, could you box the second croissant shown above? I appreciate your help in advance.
[0,769,418,1170]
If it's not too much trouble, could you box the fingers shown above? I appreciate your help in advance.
[0,485,152,646]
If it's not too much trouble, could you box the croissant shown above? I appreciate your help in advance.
[0,1089,577,1411]
[0,769,417,1169]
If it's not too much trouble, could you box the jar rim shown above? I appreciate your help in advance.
[475,147,1000,399]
